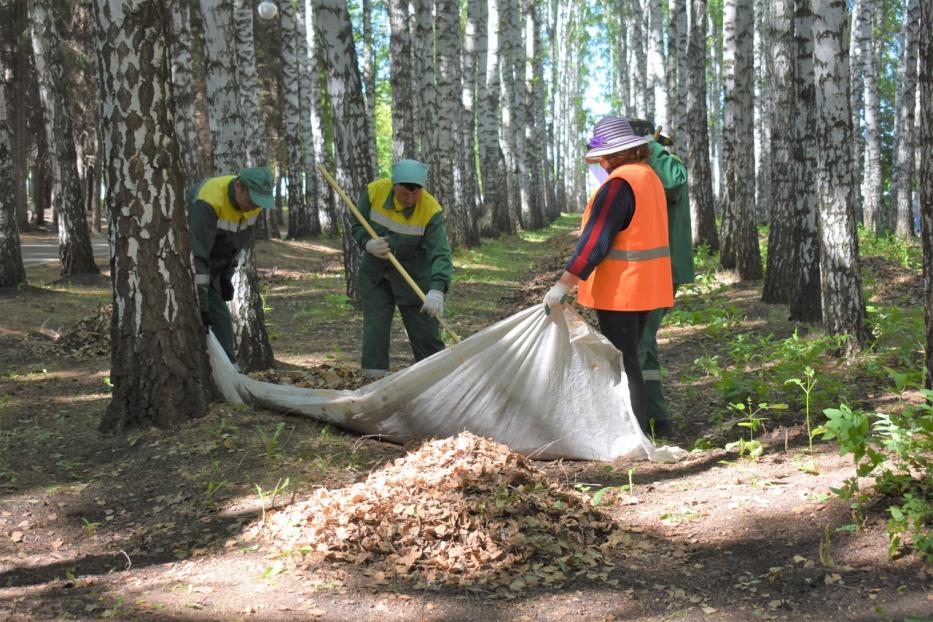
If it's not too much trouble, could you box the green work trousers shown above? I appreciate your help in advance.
[361,278,444,371]
[206,285,236,363]
[637,284,679,424]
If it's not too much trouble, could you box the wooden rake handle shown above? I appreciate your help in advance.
[316,165,461,344]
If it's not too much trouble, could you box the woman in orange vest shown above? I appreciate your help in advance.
[543,116,673,433]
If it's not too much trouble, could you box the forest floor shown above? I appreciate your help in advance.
[0,220,930,621]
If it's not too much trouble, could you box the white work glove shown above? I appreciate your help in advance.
[543,282,570,310]
[420,289,444,319]
[365,236,391,258]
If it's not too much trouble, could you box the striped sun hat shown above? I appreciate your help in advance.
[584,116,652,163]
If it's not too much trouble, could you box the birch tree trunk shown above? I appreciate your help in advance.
[861,0,883,233]
[30,0,100,277]
[720,0,736,267]
[477,0,509,234]
[629,0,648,118]
[304,0,336,236]
[170,0,201,184]
[761,0,795,304]
[295,0,322,237]
[812,0,869,352]
[687,0,718,251]
[754,0,771,224]
[388,0,417,160]
[232,0,266,168]
[614,1,631,115]
[708,6,723,204]
[413,0,438,176]
[198,1,244,173]
[11,1,30,230]
[93,0,211,432]
[668,0,688,148]
[316,0,376,299]
[498,0,524,230]
[720,0,761,278]
[849,0,868,222]
[523,0,545,229]
[435,0,472,246]
[788,0,821,322]
[0,75,26,288]
[647,0,668,130]
[282,0,310,239]
[918,0,933,386]
[893,0,920,238]
[459,0,481,241]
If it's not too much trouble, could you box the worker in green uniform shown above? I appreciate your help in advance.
[351,159,453,379]
[188,167,275,363]
[629,121,695,437]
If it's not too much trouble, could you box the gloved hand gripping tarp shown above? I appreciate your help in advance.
[208,305,685,462]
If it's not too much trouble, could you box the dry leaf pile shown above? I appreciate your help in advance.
[267,432,621,594]
[249,365,367,390]
[53,305,111,358]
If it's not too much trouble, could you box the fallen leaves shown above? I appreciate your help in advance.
[266,432,620,595]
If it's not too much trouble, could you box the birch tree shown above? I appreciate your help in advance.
[316,0,375,299]
[919,0,933,386]
[761,0,794,304]
[93,0,211,432]
[892,0,920,238]
[501,0,530,228]
[170,0,201,183]
[281,0,310,238]
[720,0,761,278]
[10,1,29,230]
[0,74,26,288]
[647,0,668,130]
[388,0,417,160]
[523,0,545,229]
[687,0,718,250]
[413,0,438,175]
[812,0,869,352]
[304,0,336,236]
[628,0,648,117]
[30,0,100,277]
[753,0,771,223]
[296,0,322,237]
[788,0,821,322]
[668,0,688,147]
[479,0,510,234]
[849,0,868,221]
[435,0,473,245]
[860,0,883,232]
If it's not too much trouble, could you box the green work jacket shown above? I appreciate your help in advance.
[647,140,695,285]
[351,179,453,307]
[187,175,262,311]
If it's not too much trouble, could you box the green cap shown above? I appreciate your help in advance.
[237,167,275,209]
[391,159,428,187]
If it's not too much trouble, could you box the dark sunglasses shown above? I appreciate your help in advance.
[398,183,422,191]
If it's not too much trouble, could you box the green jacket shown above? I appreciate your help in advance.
[647,140,695,285]
[351,179,453,307]
[188,175,262,311]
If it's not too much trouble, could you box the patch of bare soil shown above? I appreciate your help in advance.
[0,233,929,621]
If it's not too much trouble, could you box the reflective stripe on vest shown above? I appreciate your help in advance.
[576,163,674,312]
[367,178,441,236]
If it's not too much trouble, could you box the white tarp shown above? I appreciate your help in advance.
[209,305,686,462]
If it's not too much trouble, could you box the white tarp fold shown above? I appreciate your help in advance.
[209,305,685,462]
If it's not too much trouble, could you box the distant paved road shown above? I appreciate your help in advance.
[20,237,111,268]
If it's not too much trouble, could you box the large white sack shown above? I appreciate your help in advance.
[208,305,685,462]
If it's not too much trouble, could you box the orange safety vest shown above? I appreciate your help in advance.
[576,163,674,311]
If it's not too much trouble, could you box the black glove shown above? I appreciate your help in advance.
[220,276,234,302]
[200,311,211,334]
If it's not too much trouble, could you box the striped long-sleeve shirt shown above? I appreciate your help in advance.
[566,178,636,279]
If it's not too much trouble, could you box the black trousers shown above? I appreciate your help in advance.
[596,309,650,432]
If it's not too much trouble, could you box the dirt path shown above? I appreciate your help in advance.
[0,231,929,621]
